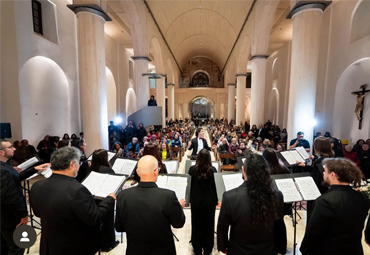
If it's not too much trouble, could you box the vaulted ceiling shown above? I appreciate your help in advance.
[104,0,293,73]
[146,0,254,70]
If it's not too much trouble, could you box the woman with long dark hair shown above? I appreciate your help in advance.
[90,149,114,174]
[217,154,283,255]
[188,149,218,255]
[89,149,118,252]
[263,148,289,175]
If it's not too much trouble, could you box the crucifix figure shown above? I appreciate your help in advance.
[351,84,370,129]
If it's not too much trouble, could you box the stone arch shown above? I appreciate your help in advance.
[19,56,70,146]
[350,0,370,43]
[189,95,216,119]
[236,35,251,73]
[106,67,117,124]
[166,59,174,84]
[191,70,211,82]
[272,57,279,80]
[333,58,370,143]
[149,37,165,73]
[126,88,137,122]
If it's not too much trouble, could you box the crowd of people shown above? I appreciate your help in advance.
[1,116,370,255]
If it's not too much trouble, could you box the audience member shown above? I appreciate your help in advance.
[112,142,124,157]
[188,128,211,158]
[148,95,158,106]
[126,137,140,158]
[358,143,370,179]
[289,131,310,152]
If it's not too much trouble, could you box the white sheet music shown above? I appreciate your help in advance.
[107,152,116,161]
[112,159,137,175]
[295,147,310,160]
[156,175,168,189]
[242,158,246,164]
[41,167,53,178]
[191,161,196,166]
[82,171,125,197]
[163,161,178,174]
[82,172,106,195]
[212,162,219,171]
[275,179,302,202]
[167,176,188,200]
[280,151,297,165]
[121,160,137,175]
[294,177,321,201]
[18,157,39,171]
[26,173,39,181]
[222,173,243,191]
[290,150,305,163]
[95,175,126,198]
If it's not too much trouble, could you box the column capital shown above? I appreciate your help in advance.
[235,73,248,77]
[167,84,175,86]
[132,56,152,62]
[142,73,167,79]
[287,1,332,19]
[227,83,236,86]
[250,55,269,61]
[67,4,112,21]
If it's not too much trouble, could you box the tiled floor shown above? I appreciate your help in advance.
[25,128,370,254]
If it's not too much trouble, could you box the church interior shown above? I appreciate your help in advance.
[1,0,370,254]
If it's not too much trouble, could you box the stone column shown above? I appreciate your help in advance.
[167,84,175,120]
[156,76,166,127]
[227,83,236,122]
[250,56,269,126]
[132,56,151,111]
[287,2,330,145]
[68,4,111,154]
[236,74,247,126]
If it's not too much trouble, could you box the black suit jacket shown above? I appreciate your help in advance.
[217,181,283,255]
[188,138,211,156]
[115,182,185,255]
[30,173,115,255]
[0,161,37,229]
[300,185,370,255]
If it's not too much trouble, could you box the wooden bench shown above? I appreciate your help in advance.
[170,146,182,162]
[219,153,236,172]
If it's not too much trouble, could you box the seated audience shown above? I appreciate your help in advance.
[343,145,360,167]
[357,143,370,179]
[112,142,124,157]
[126,137,140,158]
[159,142,171,161]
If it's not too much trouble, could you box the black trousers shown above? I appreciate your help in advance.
[1,226,25,255]
[95,200,116,250]
[191,206,215,255]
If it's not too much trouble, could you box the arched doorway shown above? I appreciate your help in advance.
[19,56,70,146]
[189,96,215,119]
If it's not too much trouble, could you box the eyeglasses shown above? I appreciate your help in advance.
[0,145,14,150]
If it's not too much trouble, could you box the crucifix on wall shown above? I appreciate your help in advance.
[351,84,370,129]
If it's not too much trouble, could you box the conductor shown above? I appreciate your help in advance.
[188,128,211,157]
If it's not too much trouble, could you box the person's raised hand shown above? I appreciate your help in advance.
[35,163,51,171]
[296,161,305,167]
[14,167,22,173]
[217,201,222,209]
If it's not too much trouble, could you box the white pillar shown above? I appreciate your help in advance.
[156,76,166,127]
[167,84,175,120]
[250,57,268,126]
[287,3,328,145]
[132,56,150,111]
[69,4,110,155]
[227,84,236,121]
[236,74,247,126]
